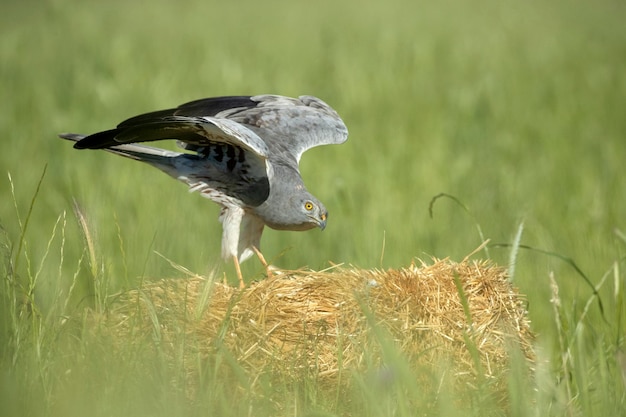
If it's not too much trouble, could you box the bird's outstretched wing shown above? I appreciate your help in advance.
[73,111,270,161]
[71,94,347,166]
[224,95,349,164]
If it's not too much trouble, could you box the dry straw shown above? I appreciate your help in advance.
[99,257,534,395]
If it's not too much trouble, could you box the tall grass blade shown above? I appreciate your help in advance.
[452,272,486,383]
[72,200,98,281]
[429,193,490,259]
[508,220,524,283]
[492,242,606,323]
[549,272,573,414]
[9,165,47,278]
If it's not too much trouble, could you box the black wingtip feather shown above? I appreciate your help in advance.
[71,129,121,149]
[64,96,260,150]
[116,96,256,128]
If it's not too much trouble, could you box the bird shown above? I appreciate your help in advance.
[59,94,348,287]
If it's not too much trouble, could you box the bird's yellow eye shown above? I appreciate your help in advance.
[304,201,314,211]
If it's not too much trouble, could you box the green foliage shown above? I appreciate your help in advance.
[1,0,625,415]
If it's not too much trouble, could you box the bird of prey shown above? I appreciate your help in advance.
[60,94,348,287]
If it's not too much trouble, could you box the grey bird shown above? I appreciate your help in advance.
[60,95,348,287]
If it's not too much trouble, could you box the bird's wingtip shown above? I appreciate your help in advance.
[58,133,86,143]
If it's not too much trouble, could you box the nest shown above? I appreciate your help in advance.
[99,258,534,396]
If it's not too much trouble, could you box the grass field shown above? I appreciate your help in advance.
[1,0,625,415]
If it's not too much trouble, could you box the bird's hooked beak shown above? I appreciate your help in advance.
[318,211,327,230]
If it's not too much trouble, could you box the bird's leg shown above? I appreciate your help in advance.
[252,246,273,279]
[232,256,245,289]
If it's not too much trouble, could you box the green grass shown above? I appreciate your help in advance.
[1,0,625,415]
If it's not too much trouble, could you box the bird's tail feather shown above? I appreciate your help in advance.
[59,133,183,169]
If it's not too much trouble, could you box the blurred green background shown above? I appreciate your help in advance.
[1,0,625,414]
[2,0,625,320]
[2,0,625,325]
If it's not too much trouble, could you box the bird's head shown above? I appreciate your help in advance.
[264,194,327,231]
[299,197,328,231]
[255,184,329,231]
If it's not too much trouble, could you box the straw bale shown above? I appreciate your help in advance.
[99,258,533,394]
